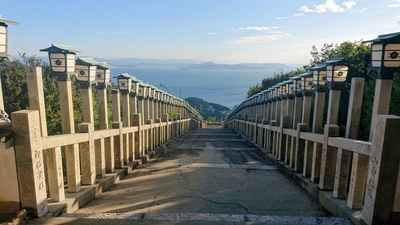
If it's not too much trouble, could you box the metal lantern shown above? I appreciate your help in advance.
[0,16,18,62]
[96,62,115,86]
[138,83,148,98]
[40,44,80,80]
[275,83,283,99]
[364,32,400,79]
[130,76,142,95]
[75,58,99,84]
[325,58,349,89]
[285,79,294,98]
[300,71,314,95]
[115,73,133,92]
[269,88,275,102]
[148,86,155,99]
[311,64,327,91]
[292,76,302,96]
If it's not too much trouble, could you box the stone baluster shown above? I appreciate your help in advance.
[311,91,326,183]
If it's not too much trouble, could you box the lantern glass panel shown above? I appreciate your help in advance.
[318,71,327,86]
[275,87,280,96]
[293,79,301,92]
[131,83,138,93]
[333,65,348,82]
[384,44,400,67]
[372,44,383,68]
[0,26,6,53]
[66,54,76,73]
[327,65,333,82]
[301,76,313,91]
[287,82,293,94]
[118,78,131,91]
[95,69,105,83]
[50,53,67,72]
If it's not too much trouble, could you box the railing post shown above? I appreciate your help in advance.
[96,86,108,178]
[362,115,400,225]
[279,115,290,161]
[294,123,308,172]
[113,121,123,168]
[132,113,142,159]
[78,122,96,185]
[121,92,130,165]
[146,119,153,152]
[319,124,339,190]
[12,110,48,217]
[58,79,80,193]
[311,91,326,183]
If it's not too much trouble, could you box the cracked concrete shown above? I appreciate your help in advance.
[61,128,351,224]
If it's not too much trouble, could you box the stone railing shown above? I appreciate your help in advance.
[0,67,204,218]
[224,77,400,225]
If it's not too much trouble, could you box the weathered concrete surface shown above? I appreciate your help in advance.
[28,128,351,224]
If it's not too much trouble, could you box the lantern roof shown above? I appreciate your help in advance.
[40,44,80,53]
[76,57,100,66]
[299,71,313,77]
[0,15,19,25]
[325,57,348,65]
[310,63,327,71]
[97,62,115,70]
[364,32,400,43]
[292,76,301,80]
[284,79,293,84]
[117,73,134,78]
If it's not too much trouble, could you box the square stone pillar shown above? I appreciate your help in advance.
[79,122,96,185]
[363,115,400,225]
[12,110,48,217]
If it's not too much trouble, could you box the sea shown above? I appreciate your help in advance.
[110,67,297,109]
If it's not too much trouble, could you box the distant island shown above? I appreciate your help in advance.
[91,57,301,71]
[184,97,230,121]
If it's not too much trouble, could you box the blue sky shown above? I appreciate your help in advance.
[1,0,400,64]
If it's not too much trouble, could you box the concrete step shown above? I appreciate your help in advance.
[27,213,352,225]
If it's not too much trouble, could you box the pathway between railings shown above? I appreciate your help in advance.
[28,128,351,225]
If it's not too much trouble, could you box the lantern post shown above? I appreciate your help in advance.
[0,16,19,62]
[94,62,114,175]
[362,31,400,225]
[40,44,81,192]
[299,71,314,177]
[274,84,282,125]
[116,73,134,164]
[364,32,400,141]
[309,64,328,183]
[325,58,349,124]
[0,16,18,112]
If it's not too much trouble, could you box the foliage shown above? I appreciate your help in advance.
[185,97,229,121]
[247,67,307,98]
[168,110,181,119]
[0,54,116,135]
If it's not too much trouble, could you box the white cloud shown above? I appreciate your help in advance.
[389,3,400,7]
[315,0,345,13]
[227,33,291,45]
[232,26,279,32]
[357,8,368,12]
[298,0,355,14]
[207,32,217,35]
[342,0,357,9]
[298,5,316,13]
[294,13,304,16]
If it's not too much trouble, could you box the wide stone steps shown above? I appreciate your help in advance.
[29,212,352,225]
[26,128,353,225]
